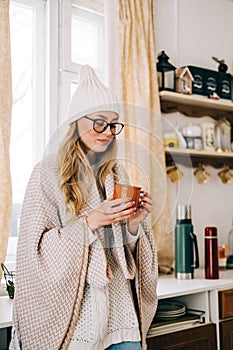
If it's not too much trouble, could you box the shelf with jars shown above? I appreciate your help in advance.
[160,91,233,171]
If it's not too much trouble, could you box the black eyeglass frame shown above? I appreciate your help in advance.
[83,116,124,135]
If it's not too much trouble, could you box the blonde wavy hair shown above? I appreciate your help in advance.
[57,120,117,216]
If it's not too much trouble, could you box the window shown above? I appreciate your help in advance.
[71,7,104,68]
[59,0,105,125]
[6,0,46,265]
[6,0,106,265]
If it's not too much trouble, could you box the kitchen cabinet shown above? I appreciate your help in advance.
[210,285,233,350]
[160,91,233,169]
[147,323,217,350]
[146,270,233,350]
[219,288,233,319]
[0,327,11,350]
[220,320,233,350]
[1,271,233,350]
[0,296,13,350]
[215,288,233,350]
[146,289,216,350]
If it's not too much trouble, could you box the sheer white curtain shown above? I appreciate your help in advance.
[0,0,12,278]
[104,0,121,97]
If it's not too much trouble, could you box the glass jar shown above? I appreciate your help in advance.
[215,117,231,152]
[202,121,216,151]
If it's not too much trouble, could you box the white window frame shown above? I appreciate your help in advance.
[11,0,47,161]
[58,0,105,125]
[60,0,104,73]
[46,0,59,137]
[6,0,106,267]
[6,0,47,267]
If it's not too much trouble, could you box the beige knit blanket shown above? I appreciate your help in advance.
[10,156,158,350]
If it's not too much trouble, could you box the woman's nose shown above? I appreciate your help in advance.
[103,124,113,136]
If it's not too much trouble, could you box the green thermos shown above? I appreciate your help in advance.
[175,205,199,279]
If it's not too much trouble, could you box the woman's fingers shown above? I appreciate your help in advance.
[139,192,152,210]
[91,194,153,228]
[95,199,135,219]
[140,200,152,212]
[111,206,136,222]
[109,197,132,206]
[112,200,135,212]
[103,197,134,214]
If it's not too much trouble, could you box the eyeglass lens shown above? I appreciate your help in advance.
[93,119,124,135]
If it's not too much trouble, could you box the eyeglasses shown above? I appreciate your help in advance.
[83,116,124,135]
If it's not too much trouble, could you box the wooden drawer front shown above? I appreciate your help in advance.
[219,289,233,319]
[147,324,217,350]
[220,320,233,350]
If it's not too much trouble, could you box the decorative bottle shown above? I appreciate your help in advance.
[205,227,219,279]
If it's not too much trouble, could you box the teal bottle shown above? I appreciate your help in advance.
[175,205,199,279]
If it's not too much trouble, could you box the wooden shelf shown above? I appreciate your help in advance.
[160,91,233,122]
[165,148,233,169]
[160,91,233,169]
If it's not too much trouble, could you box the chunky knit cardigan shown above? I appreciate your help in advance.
[10,155,158,350]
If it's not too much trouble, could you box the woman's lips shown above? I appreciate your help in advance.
[97,139,111,144]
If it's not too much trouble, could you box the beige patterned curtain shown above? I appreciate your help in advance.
[0,0,12,278]
[118,0,173,271]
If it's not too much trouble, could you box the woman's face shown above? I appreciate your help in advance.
[77,111,120,155]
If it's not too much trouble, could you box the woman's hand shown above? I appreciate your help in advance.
[86,197,136,230]
[127,191,152,235]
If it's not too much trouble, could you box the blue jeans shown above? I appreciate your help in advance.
[105,341,142,350]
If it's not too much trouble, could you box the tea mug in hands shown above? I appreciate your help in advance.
[113,184,142,208]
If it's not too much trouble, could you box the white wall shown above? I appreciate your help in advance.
[154,0,233,267]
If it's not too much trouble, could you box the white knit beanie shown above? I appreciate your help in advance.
[66,65,120,123]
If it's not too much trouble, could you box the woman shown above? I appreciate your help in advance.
[10,65,158,350]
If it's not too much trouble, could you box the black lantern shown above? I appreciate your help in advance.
[157,50,176,91]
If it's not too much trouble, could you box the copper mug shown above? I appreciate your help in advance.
[194,165,211,184]
[113,184,142,207]
[217,167,233,184]
[167,165,184,183]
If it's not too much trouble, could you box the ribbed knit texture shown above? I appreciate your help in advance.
[66,65,120,123]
